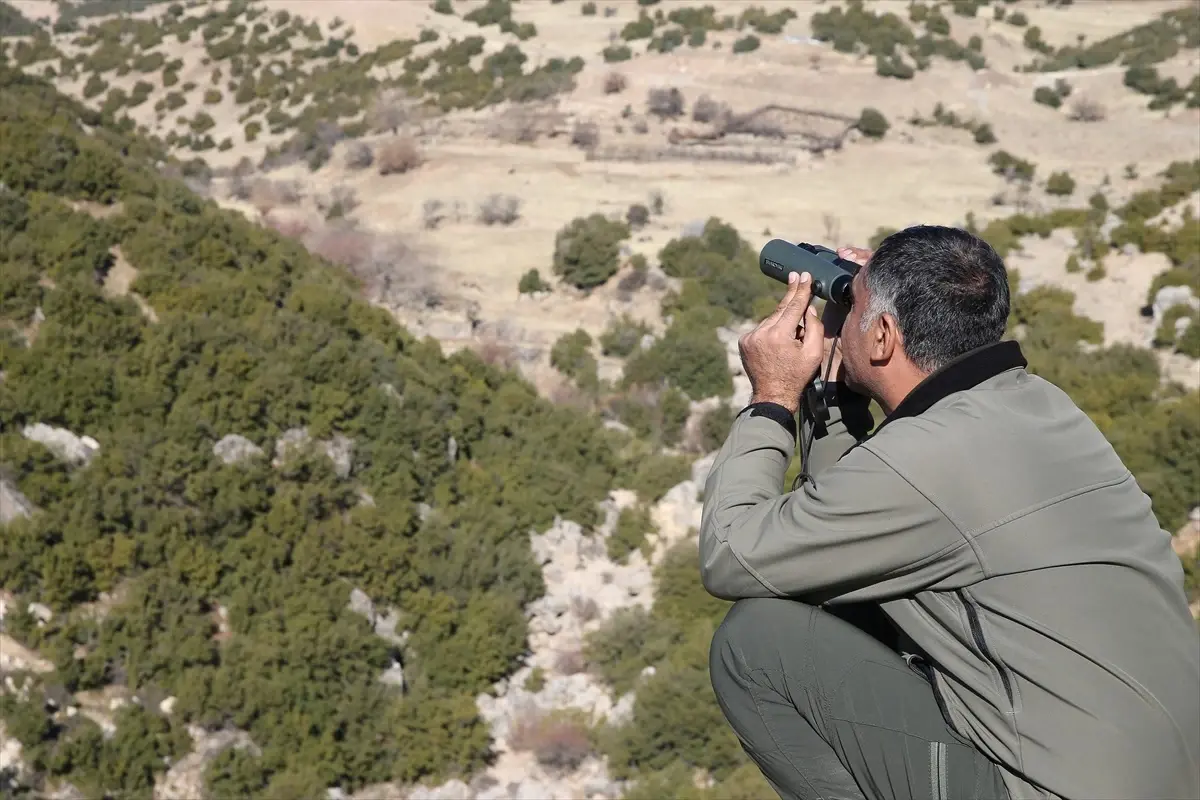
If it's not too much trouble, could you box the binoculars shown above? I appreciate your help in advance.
[758,239,866,426]
[759,239,861,307]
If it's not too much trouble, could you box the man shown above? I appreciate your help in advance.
[700,225,1200,800]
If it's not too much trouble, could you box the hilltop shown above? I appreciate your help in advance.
[0,1,1197,798]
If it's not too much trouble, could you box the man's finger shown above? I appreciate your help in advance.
[763,271,802,325]
[800,305,825,361]
[773,271,813,332]
[836,246,873,267]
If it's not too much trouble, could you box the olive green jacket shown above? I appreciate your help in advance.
[700,341,1200,800]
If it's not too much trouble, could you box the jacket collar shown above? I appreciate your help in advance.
[872,340,1028,435]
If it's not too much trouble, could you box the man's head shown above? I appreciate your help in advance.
[837,225,1010,407]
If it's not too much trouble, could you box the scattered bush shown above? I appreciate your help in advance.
[621,11,655,41]
[82,73,108,99]
[973,123,997,145]
[691,94,726,124]
[603,71,627,94]
[626,204,650,229]
[698,403,735,453]
[518,268,551,294]
[1034,85,1064,109]
[989,150,1037,183]
[189,111,216,134]
[377,137,423,175]
[344,141,374,170]
[203,88,223,105]
[731,34,761,53]
[1067,96,1107,122]
[600,314,652,357]
[477,194,522,226]
[1046,171,1076,197]
[623,315,732,401]
[648,27,685,54]
[550,329,600,390]
[552,214,631,290]
[571,121,600,149]
[646,87,685,119]
[611,385,690,446]
[603,45,632,63]
[857,107,890,139]
[608,503,656,562]
[509,710,594,771]
[524,667,547,692]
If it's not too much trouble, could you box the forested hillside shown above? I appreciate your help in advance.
[0,20,1197,799]
[0,63,664,797]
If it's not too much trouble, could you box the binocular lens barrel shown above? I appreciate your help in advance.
[759,239,857,307]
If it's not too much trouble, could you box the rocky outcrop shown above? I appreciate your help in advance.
[1173,508,1200,563]
[20,423,99,466]
[0,478,35,525]
[154,727,259,800]
[212,434,265,465]
[273,428,354,478]
[0,722,24,787]
[401,454,714,800]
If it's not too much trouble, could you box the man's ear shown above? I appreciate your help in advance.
[870,313,900,363]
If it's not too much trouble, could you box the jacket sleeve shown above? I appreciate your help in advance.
[699,412,980,604]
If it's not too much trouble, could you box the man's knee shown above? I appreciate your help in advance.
[709,598,820,698]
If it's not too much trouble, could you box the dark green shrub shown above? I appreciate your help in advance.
[731,34,760,54]
[622,317,732,401]
[82,73,108,99]
[518,268,550,294]
[856,107,889,138]
[648,27,685,54]
[583,606,682,696]
[621,12,655,41]
[552,214,631,290]
[989,150,1037,183]
[611,385,690,447]
[603,45,632,63]
[608,503,656,563]
[739,6,797,35]
[1034,86,1062,108]
[1045,171,1076,197]
[973,122,997,145]
[698,403,734,452]
[600,314,651,357]
[550,328,599,390]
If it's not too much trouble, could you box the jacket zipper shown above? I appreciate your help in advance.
[959,591,1014,705]
[917,658,955,725]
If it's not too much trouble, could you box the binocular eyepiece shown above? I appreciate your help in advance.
[759,239,861,307]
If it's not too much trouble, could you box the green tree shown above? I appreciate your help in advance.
[550,328,599,390]
[552,214,631,289]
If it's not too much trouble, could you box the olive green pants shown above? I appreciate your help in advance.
[709,598,1011,800]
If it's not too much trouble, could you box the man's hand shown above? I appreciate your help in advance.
[836,246,873,267]
[739,271,826,415]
